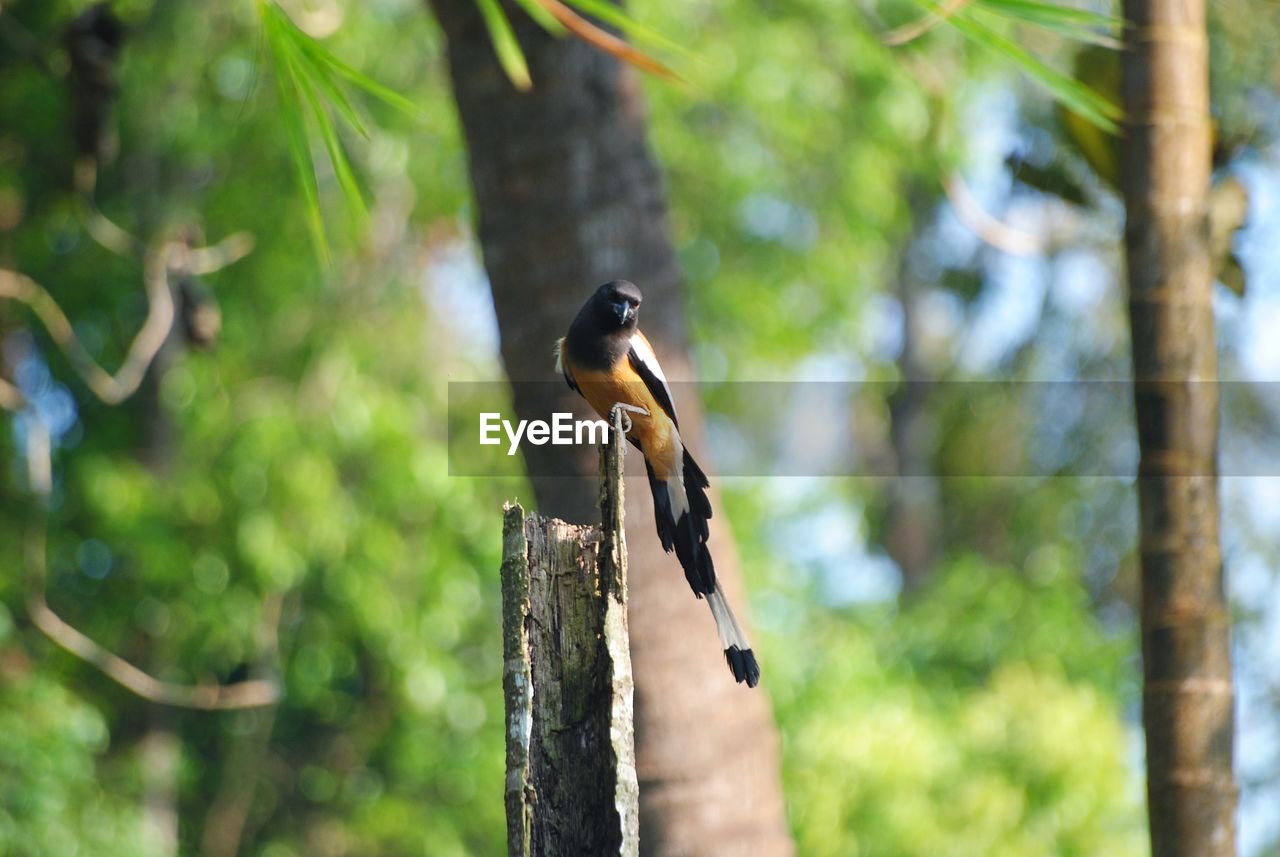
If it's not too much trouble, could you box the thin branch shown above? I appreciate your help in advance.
[945,175,1043,256]
[21,418,282,711]
[185,231,256,276]
[0,262,168,404]
[26,591,282,709]
[80,198,145,258]
[0,376,22,410]
[882,0,974,46]
[25,414,51,495]
[0,233,250,405]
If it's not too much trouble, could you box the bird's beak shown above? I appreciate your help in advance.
[612,301,633,325]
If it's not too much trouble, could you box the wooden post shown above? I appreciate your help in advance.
[500,412,639,856]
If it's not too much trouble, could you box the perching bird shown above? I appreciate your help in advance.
[555,279,760,687]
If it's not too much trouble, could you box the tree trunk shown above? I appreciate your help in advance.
[1120,0,1237,852]
[137,333,183,857]
[427,3,793,854]
[880,189,942,593]
[500,423,637,857]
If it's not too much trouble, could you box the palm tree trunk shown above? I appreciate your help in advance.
[1120,0,1237,852]
[426,3,793,854]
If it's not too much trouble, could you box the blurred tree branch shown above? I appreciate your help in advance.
[0,375,21,410]
[1,223,273,711]
[944,175,1043,256]
[79,198,145,257]
[18,417,282,711]
[0,233,251,407]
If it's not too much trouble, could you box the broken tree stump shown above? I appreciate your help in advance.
[500,412,638,856]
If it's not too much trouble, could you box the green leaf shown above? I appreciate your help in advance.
[291,55,369,226]
[288,42,371,139]
[274,66,328,261]
[511,0,568,35]
[291,35,423,117]
[474,0,533,91]
[975,0,1121,46]
[264,10,371,139]
[977,0,1120,30]
[262,3,328,260]
[950,9,1121,132]
[257,0,421,258]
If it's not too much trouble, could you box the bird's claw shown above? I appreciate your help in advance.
[609,403,649,435]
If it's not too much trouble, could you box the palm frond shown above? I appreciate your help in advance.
[475,0,533,91]
[975,0,1122,47]
[889,0,1123,132]
[949,7,1122,132]
[259,1,419,260]
[263,4,328,260]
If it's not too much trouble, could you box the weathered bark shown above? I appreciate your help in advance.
[500,421,637,856]
[429,3,792,854]
[1120,0,1237,852]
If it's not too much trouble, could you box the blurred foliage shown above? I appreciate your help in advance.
[645,0,944,368]
[0,611,162,857]
[1,0,1276,855]
[258,0,419,258]
[725,472,1148,855]
[2,1,508,853]
[778,557,1148,857]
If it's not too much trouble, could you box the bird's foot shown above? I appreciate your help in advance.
[609,403,649,435]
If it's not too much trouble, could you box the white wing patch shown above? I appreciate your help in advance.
[629,333,676,417]
[630,333,685,508]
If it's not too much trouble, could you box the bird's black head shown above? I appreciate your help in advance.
[595,279,642,328]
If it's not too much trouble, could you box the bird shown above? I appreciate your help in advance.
[554,279,760,687]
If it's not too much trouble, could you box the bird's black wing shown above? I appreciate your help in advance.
[627,333,678,429]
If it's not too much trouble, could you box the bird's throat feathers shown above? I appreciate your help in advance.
[565,313,635,371]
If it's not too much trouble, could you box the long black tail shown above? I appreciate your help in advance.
[646,449,714,595]
[645,449,760,687]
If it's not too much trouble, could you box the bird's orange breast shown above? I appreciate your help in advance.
[567,364,679,481]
